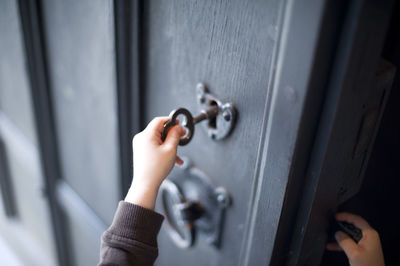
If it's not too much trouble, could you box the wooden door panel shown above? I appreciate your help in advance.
[0,0,38,146]
[41,0,120,225]
[39,1,119,265]
[142,0,280,265]
[0,0,56,265]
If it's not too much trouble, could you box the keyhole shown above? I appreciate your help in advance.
[208,100,218,129]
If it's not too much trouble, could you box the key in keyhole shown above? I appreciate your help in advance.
[161,106,219,146]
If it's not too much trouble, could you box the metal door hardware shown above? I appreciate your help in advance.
[161,106,219,145]
[160,157,231,248]
[161,83,237,146]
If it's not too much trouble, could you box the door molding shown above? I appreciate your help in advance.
[18,1,72,265]
[239,0,333,264]
[0,116,18,218]
[56,181,107,237]
[114,0,144,195]
[239,0,394,265]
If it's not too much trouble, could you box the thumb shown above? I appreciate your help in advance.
[335,231,359,258]
[163,125,184,149]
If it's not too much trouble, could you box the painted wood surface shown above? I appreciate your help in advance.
[141,0,286,265]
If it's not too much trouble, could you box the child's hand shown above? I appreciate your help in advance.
[326,212,385,266]
[125,117,185,210]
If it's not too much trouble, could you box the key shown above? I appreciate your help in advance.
[329,220,363,243]
[336,221,363,243]
[161,106,219,146]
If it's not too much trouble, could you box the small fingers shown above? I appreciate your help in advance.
[145,117,170,133]
[335,231,359,257]
[163,125,185,149]
[335,212,371,231]
[176,156,183,165]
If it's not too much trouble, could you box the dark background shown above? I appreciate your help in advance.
[322,1,400,264]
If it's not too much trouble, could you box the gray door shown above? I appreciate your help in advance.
[39,0,120,265]
[139,0,393,265]
[2,0,120,265]
[1,0,393,265]
[141,0,319,265]
[0,0,57,265]
[142,1,281,265]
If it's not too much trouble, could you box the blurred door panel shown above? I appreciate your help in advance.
[40,0,120,265]
[1,0,120,265]
[0,0,57,265]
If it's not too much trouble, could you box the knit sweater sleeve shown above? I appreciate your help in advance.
[98,201,164,266]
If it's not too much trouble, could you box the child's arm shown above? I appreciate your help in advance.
[98,117,184,266]
[326,212,385,266]
[125,117,185,210]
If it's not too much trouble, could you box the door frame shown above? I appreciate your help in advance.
[282,0,394,265]
[237,0,394,265]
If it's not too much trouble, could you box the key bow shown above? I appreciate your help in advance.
[161,108,194,146]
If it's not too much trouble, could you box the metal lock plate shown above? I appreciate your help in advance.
[196,83,236,140]
[160,157,231,249]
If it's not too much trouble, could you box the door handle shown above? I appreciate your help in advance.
[160,157,230,248]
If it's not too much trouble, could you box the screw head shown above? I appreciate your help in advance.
[222,110,231,121]
[217,194,226,203]
[199,95,206,104]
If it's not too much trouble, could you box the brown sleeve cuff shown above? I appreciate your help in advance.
[107,201,164,246]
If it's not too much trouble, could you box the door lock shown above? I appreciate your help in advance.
[159,157,231,248]
[161,83,237,146]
